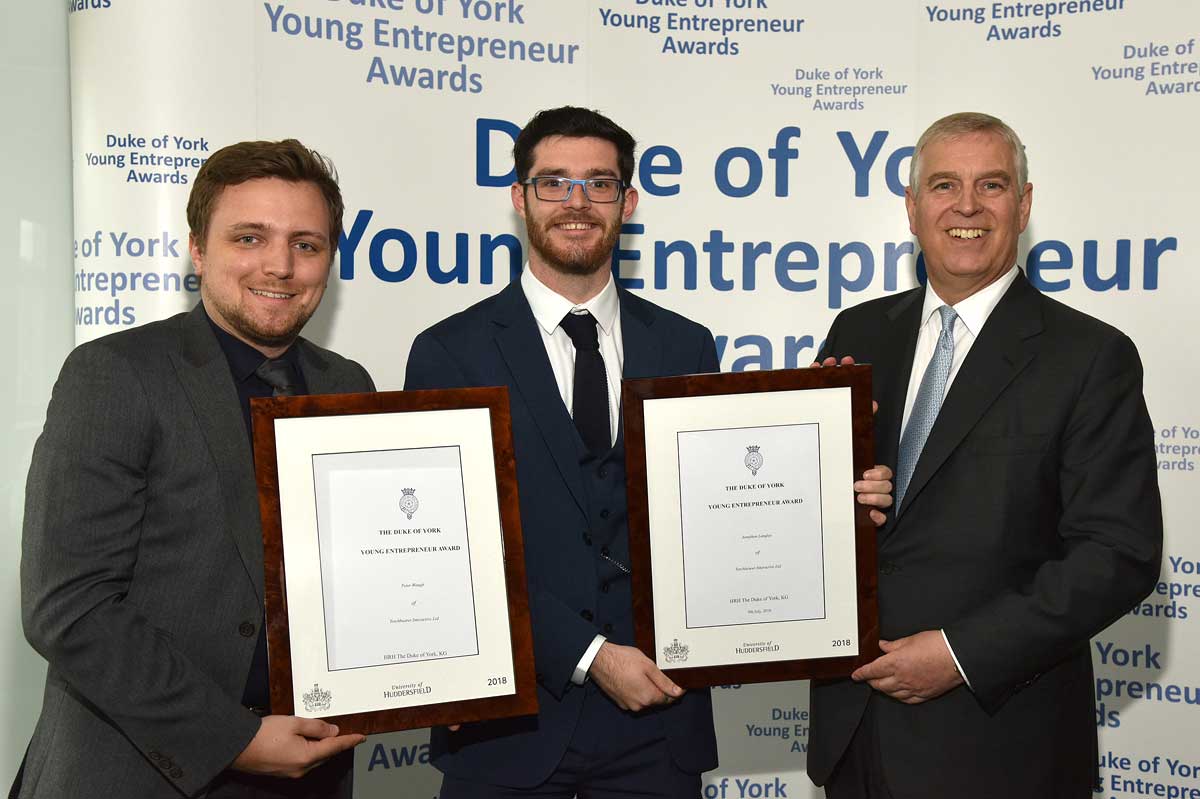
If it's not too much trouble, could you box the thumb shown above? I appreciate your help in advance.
[293,716,339,739]
[647,666,684,698]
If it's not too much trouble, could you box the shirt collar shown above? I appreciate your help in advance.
[202,302,302,383]
[920,266,1019,338]
[521,265,619,336]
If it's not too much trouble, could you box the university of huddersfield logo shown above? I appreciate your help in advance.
[302,683,332,714]
[663,638,690,664]
[744,445,764,476]
[399,487,419,520]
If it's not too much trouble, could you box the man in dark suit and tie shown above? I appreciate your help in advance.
[807,112,1163,798]
[19,139,372,798]
[405,106,895,797]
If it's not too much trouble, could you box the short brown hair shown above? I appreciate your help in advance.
[187,138,343,254]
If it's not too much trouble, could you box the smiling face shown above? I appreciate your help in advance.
[190,177,332,357]
[906,130,1032,305]
[512,135,638,283]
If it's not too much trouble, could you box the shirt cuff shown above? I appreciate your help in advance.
[571,635,607,685]
[941,629,972,690]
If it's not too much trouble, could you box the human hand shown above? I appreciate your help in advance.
[850,630,964,704]
[231,715,365,778]
[855,465,894,526]
[589,642,684,712]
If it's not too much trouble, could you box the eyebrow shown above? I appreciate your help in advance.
[533,167,621,179]
[925,169,1012,185]
[226,222,329,242]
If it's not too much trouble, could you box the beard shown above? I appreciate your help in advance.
[525,207,622,276]
[204,289,318,352]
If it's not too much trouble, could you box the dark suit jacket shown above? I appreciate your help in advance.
[19,304,374,799]
[807,272,1162,798]
[404,280,719,787]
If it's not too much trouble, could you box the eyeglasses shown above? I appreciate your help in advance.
[521,176,627,203]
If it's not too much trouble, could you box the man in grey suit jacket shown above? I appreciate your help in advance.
[18,140,372,798]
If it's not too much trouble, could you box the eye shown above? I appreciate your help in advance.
[237,234,259,245]
[295,241,319,252]
[932,181,954,192]
[537,177,567,189]
[982,180,1007,192]
[589,179,618,191]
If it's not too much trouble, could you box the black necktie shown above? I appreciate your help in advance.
[255,358,298,397]
[560,311,610,454]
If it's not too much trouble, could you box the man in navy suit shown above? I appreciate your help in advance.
[405,106,894,797]
[808,112,1162,798]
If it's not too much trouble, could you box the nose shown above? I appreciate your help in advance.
[954,186,980,216]
[262,240,295,279]
[563,182,592,210]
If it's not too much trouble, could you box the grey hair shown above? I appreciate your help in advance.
[908,112,1028,195]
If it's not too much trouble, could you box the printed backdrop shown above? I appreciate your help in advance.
[64,1,1198,796]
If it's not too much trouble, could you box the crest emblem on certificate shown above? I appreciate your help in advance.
[302,683,332,713]
[663,638,690,664]
[399,487,419,520]
[744,445,763,476]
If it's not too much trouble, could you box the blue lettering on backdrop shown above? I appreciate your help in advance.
[333,117,1180,370]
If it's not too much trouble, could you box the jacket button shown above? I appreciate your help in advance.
[879,561,896,575]
[600,582,610,594]
[582,532,592,546]
[239,621,256,637]
[599,508,610,519]
[603,623,614,634]
[598,466,608,479]
[148,750,163,762]
[580,609,594,622]
[170,766,183,779]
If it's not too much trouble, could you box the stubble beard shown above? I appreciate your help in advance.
[205,289,316,352]
[526,208,622,277]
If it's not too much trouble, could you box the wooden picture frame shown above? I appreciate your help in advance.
[251,387,537,734]
[622,366,879,688]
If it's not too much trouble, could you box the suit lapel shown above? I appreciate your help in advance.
[296,339,335,394]
[170,305,265,605]
[491,282,590,515]
[896,273,1043,517]
[876,288,925,476]
[616,288,664,447]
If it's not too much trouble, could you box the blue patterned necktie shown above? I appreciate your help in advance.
[896,305,958,511]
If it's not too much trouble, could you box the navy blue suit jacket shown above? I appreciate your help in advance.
[808,272,1161,798]
[404,280,719,787]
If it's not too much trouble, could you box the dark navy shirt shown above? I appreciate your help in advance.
[203,304,308,712]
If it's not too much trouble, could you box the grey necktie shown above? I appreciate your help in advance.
[254,358,298,397]
[895,305,958,511]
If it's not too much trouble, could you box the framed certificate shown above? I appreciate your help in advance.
[250,387,537,734]
[623,366,879,688]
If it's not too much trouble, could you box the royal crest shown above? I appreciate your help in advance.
[662,638,690,664]
[302,683,332,713]
[744,445,763,476]
[399,487,419,520]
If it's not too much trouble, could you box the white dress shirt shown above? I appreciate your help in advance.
[520,266,622,683]
[521,266,623,447]
[898,265,1019,688]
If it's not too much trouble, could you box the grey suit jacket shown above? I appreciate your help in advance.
[19,304,374,798]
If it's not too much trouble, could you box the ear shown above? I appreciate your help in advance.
[511,182,527,220]
[621,186,639,222]
[904,187,918,236]
[1017,183,1033,233]
[188,232,205,277]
